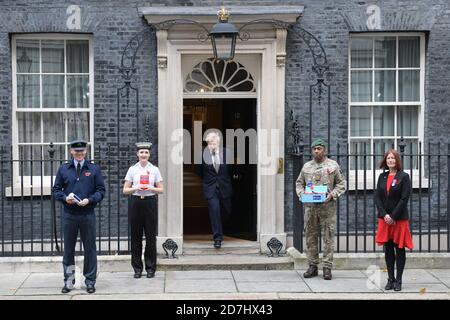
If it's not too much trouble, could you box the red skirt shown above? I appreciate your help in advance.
[376,218,414,249]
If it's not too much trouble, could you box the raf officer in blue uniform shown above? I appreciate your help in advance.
[53,140,105,294]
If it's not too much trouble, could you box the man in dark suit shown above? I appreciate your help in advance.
[197,131,233,248]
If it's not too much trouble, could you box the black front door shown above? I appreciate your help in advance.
[222,99,257,241]
[183,98,257,241]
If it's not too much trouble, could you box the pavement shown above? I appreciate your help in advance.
[1,269,450,300]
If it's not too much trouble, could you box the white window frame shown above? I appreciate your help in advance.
[348,32,428,190]
[8,33,94,196]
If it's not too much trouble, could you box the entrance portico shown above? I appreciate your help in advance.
[139,6,304,254]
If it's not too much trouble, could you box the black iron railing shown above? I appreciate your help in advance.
[0,142,449,257]
[290,139,449,254]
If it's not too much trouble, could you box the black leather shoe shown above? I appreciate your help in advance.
[394,280,402,291]
[134,272,142,279]
[385,278,395,290]
[323,267,332,280]
[61,285,71,294]
[303,265,318,278]
[147,271,155,278]
[214,240,222,249]
[86,284,96,294]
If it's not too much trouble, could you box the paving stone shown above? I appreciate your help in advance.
[233,270,302,282]
[381,283,450,293]
[428,269,450,279]
[165,279,237,293]
[166,270,232,280]
[303,277,383,293]
[0,273,29,295]
[236,281,311,293]
[401,269,443,284]
[21,273,63,288]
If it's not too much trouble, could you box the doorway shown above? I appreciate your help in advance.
[183,98,257,241]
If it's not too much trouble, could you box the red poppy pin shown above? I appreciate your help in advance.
[84,172,91,177]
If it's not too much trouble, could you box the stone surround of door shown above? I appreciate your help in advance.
[140,6,304,254]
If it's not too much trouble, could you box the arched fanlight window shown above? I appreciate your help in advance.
[184,58,255,93]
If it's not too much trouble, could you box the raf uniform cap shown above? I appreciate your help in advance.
[311,138,327,149]
[70,140,88,151]
[136,142,152,150]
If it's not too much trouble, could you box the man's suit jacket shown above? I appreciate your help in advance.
[197,147,233,200]
[375,170,411,221]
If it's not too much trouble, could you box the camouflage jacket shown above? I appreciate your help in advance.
[296,157,346,201]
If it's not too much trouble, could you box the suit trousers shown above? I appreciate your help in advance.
[207,189,231,241]
[62,210,97,286]
[129,196,157,273]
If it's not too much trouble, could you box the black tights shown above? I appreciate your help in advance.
[384,240,406,282]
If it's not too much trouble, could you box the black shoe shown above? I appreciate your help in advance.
[134,272,142,279]
[303,265,318,278]
[214,240,222,249]
[86,284,96,294]
[394,280,402,291]
[147,271,155,278]
[323,267,332,280]
[385,278,395,290]
[61,285,71,294]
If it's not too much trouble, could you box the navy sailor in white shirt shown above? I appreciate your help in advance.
[123,142,164,279]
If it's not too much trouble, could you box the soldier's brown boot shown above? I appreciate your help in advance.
[303,265,318,278]
[323,267,332,280]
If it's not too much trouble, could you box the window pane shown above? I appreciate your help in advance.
[374,70,395,102]
[43,144,66,175]
[374,139,395,167]
[43,113,65,143]
[350,106,371,136]
[41,40,64,73]
[67,40,89,73]
[401,139,419,170]
[17,75,40,108]
[17,112,41,143]
[373,106,394,136]
[399,37,420,68]
[350,140,371,169]
[19,145,43,176]
[374,37,396,68]
[351,71,372,102]
[67,112,90,141]
[16,40,40,73]
[397,106,418,136]
[399,70,420,101]
[350,37,372,68]
[42,75,64,108]
[67,75,89,108]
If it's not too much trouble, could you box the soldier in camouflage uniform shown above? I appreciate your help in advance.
[296,139,346,280]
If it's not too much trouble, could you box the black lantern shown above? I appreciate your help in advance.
[209,7,239,60]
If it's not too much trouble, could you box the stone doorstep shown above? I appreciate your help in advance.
[0,254,294,273]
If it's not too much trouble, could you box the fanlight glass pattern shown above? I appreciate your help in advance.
[184,58,256,93]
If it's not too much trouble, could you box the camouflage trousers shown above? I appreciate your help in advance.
[304,202,337,269]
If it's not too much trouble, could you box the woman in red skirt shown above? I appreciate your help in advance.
[375,149,413,292]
